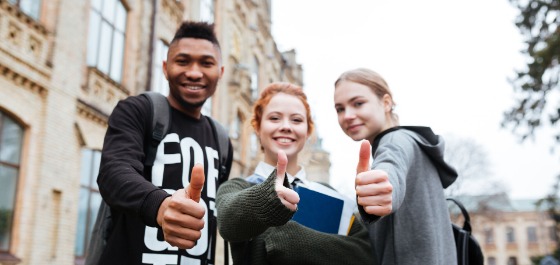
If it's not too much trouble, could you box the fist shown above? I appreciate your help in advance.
[356,140,393,216]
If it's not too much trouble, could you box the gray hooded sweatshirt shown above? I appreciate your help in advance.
[360,126,458,265]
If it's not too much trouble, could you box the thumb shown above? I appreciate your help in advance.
[187,163,205,203]
[276,150,288,184]
[356,140,371,174]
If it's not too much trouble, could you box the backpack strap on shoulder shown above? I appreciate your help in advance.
[207,116,230,183]
[141,92,171,166]
[447,198,472,232]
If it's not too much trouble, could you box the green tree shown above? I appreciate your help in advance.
[503,0,560,142]
[507,1,560,263]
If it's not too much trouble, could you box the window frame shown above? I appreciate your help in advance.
[74,148,102,260]
[0,111,24,254]
[86,0,128,83]
[7,0,42,20]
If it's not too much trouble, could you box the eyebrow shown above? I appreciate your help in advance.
[335,95,364,107]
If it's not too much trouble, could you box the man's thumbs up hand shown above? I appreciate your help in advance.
[275,150,299,211]
[186,164,205,203]
[157,164,206,249]
[355,140,393,216]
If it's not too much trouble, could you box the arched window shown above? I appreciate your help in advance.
[0,111,24,251]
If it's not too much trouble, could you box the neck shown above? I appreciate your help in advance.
[167,96,202,119]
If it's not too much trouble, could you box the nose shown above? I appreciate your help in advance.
[185,64,203,80]
[343,108,356,121]
[279,118,292,132]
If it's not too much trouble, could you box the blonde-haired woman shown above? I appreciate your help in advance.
[334,68,459,265]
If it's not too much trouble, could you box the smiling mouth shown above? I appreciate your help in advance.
[183,84,205,90]
[347,124,362,132]
[275,137,295,143]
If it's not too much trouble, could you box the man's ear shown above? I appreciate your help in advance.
[162,60,169,80]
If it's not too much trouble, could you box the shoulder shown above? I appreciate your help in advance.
[112,94,151,116]
[379,129,416,146]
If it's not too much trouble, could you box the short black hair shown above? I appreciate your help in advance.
[171,21,220,49]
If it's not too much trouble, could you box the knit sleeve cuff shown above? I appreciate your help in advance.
[140,189,171,227]
[249,169,295,226]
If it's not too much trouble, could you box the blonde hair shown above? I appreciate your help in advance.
[335,68,399,124]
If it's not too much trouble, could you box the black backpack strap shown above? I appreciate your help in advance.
[447,198,472,233]
[207,116,230,183]
[207,116,231,265]
[141,92,171,166]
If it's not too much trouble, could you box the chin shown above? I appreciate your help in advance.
[346,132,363,141]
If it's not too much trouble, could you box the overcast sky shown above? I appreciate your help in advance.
[271,0,559,199]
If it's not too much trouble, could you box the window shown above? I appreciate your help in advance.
[250,133,258,158]
[0,112,24,251]
[487,257,496,265]
[507,257,518,265]
[549,226,558,242]
[152,39,169,96]
[74,149,102,258]
[527,226,537,243]
[250,56,259,100]
[201,98,212,117]
[484,227,494,244]
[199,0,214,22]
[506,226,515,243]
[87,0,127,82]
[230,113,241,140]
[8,0,42,20]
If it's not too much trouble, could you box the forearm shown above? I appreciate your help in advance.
[97,97,168,227]
[216,172,294,242]
[264,219,374,265]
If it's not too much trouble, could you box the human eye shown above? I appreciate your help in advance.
[353,101,364,108]
[202,60,215,67]
[175,57,189,65]
[292,117,304,123]
[335,106,344,114]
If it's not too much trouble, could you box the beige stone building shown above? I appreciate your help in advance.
[0,0,331,264]
[453,196,558,265]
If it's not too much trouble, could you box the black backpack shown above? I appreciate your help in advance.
[85,92,231,265]
[448,198,484,265]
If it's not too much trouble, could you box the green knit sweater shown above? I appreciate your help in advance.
[216,170,374,265]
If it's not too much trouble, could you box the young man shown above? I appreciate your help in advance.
[96,21,232,265]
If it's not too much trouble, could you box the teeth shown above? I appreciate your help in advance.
[185,86,203,90]
[277,138,292,143]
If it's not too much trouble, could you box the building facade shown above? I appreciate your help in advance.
[0,0,331,264]
[456,197,558,265]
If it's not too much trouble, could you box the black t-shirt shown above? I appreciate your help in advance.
[97,95,232,265]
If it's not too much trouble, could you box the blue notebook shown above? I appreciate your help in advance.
[291,182,356,235]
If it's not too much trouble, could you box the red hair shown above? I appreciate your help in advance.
[251,82,314,136]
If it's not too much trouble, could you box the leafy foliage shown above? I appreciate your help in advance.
[503,0,560,142]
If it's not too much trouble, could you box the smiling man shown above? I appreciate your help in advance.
[93,21,233,265]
